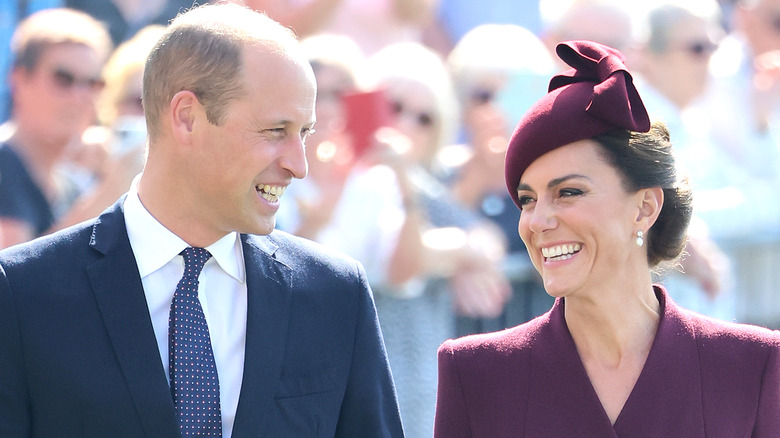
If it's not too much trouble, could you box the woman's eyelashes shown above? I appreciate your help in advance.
[559,188,584,198]
[516,187,586,211]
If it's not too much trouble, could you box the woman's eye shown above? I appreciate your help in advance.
[559,188,583,198]
[518,195,535,209]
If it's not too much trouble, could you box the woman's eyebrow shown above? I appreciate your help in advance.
[517,174,591,192]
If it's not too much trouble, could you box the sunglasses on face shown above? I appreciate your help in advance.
[669,40,718,58]
[50,68,105,91]
[684,41,718,57]
[471,89,496,105]
[391,100,434,127]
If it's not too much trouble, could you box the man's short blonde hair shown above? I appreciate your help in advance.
[11,8,112,71]
[142,2,302,139]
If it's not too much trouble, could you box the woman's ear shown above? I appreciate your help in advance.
[168,90,199,145]
[636,186,664,229]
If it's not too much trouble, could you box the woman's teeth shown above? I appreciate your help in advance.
[542,243,581,261]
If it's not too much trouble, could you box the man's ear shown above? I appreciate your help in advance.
[168,90,200,146]
[635,186,664,229]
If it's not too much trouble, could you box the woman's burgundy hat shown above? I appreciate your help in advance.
[504,40,651,209]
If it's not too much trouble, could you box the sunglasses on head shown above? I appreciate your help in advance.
[391,100,434,127]
[50,68,105,91]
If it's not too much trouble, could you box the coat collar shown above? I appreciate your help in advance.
[524,286,705,436]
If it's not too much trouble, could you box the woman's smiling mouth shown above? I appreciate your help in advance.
[542,243,582,262]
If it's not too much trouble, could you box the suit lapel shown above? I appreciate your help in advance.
[86,200,179,438]
[232,234,292,436]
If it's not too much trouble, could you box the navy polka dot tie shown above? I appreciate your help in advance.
[169,247,222,437]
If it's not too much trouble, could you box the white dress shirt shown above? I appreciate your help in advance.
[123,183,247,438]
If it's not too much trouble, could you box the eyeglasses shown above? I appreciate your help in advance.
[687,41,718,56]
[50,68,105,92]
[672,41,718,58]
[390,100,434,127]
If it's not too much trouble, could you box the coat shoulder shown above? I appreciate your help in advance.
[682,308,780,352]
[439,311,551,364]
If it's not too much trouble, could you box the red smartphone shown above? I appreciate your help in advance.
[340,88,392,159]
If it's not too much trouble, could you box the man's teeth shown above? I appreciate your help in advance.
[542,244,582,261]
[257,184,285,202]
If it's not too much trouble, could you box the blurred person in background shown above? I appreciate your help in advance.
[0,0,64,122]
[422,0,543,55]
[66,0,195,46]
[443,23,555,336]
[316,41,510,436]
[633,0,735,321]
[0,8,112,249]
[238,0,439,56]
[54,24,167,232]
[697,0,780,327]
[275,33,363,239]
[538,0,639,65]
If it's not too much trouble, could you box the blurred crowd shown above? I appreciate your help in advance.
[2,0,780,436]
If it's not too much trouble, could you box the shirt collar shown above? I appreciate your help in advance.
[123,177,245,283]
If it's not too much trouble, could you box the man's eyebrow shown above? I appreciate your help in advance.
[517,174,591,192]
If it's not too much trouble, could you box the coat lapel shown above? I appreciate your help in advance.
[232,234,292,436]
[613,287,705,436]
[86,200,180,438]
[524,299,619,437]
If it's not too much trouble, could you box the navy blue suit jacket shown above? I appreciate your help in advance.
[0,198,404,437]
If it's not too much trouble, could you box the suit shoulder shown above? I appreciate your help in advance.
[255,230,365,278]
[0,220,96,270]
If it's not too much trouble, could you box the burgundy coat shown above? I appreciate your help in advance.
[435,286,780,437]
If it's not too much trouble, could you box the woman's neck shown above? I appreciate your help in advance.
[564,279,660,368]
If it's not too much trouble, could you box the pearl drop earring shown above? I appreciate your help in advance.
[636,230,644,247]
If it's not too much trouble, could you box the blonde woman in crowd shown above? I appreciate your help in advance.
[444,23,556,337]
[55,25,166,232]
[317,41,509,436]
[275,33,364,239]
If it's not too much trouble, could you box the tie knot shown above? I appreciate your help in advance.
[181,247,212,278]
